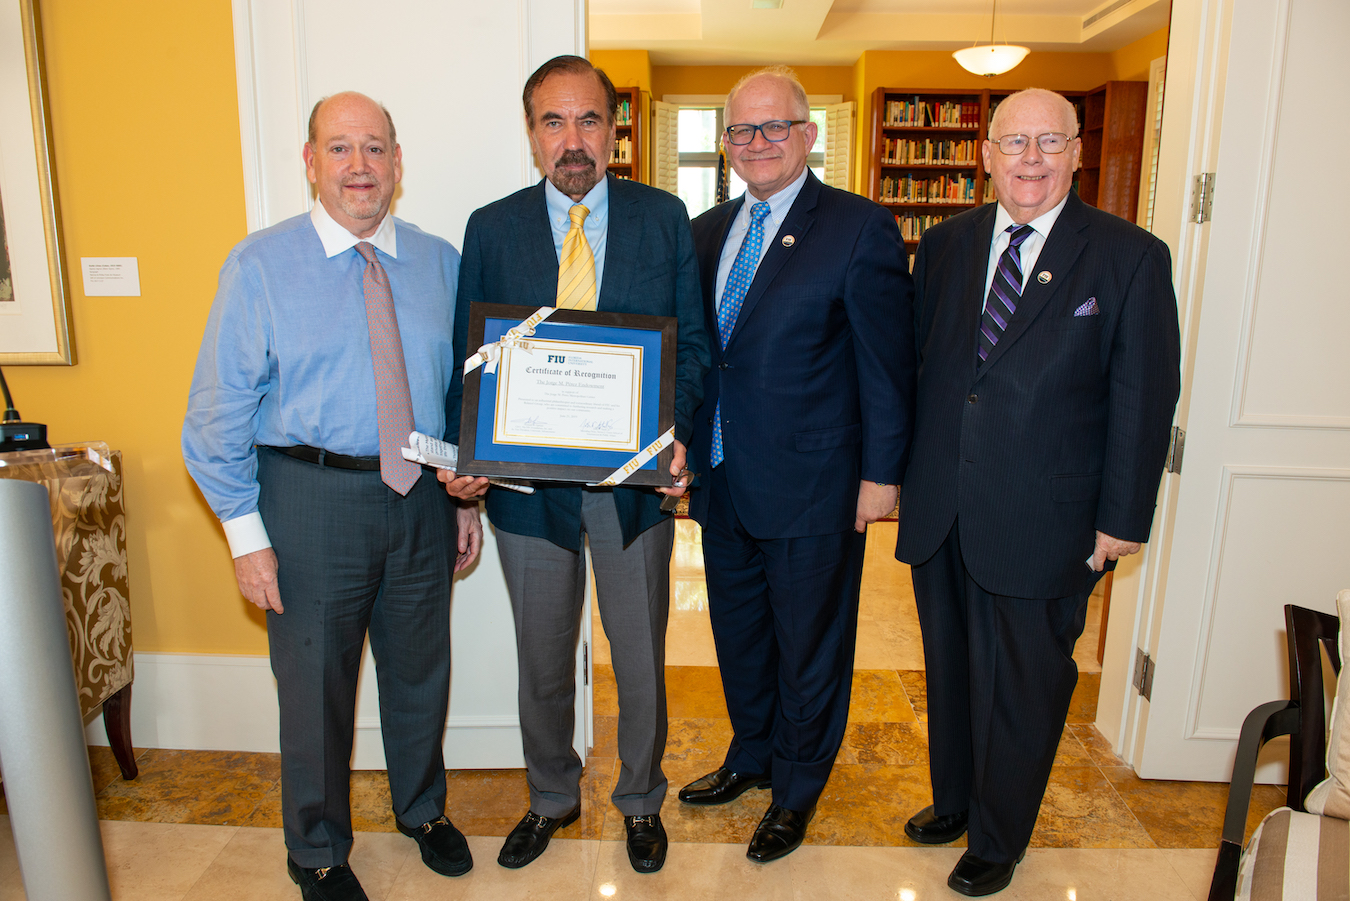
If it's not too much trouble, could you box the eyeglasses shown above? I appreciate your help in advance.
[724,120,808,145]
[989,133,1076,155]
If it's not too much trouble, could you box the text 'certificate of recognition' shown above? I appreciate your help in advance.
[494,339,643,452]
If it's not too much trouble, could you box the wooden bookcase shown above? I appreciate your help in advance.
[609,86,644,184]
[868,85,1140,247]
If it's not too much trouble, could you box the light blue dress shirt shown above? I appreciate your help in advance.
[544,176,608,296]
[182,201,460,556]
[714,167,810,312]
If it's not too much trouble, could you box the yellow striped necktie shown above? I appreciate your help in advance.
[556,203,597,311]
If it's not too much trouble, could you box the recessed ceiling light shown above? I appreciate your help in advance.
[751,0,784,8]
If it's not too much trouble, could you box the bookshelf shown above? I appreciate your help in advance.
[1076,81,1149,221]
[609,85,645,184]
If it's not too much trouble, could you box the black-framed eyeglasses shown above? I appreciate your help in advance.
[724,120,808,145]
[989,133,1076,155]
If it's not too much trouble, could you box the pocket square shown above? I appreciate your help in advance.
[1073,297,1099,317]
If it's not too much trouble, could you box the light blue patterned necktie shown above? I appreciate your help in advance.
[711,201,771,468]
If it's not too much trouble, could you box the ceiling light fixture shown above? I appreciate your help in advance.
[952,0,1029,77]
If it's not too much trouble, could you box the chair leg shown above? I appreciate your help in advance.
[103,684,138,780]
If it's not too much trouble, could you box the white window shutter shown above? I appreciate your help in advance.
[652,100,679,196]
[823,101,854,192]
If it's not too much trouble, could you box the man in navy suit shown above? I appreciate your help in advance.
[443,56,708,875]
[895,88,1181,896]
[678,66,915,863]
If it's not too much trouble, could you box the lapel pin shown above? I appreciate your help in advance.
[781,235,795,247]
[1037,271,1052,284]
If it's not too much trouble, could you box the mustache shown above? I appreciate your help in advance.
[556,150,595,168]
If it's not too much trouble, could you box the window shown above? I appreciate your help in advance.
[675,107,829,218]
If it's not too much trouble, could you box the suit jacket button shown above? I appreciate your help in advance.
[719,362,728,370]
[707,417,713,425]
[967,394,978,404]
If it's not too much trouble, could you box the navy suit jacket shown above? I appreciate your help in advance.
[895,192,1181,598]
[447,174,710,550]
[687,172,916,538]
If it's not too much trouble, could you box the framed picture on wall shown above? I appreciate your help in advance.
[0,0,72,365]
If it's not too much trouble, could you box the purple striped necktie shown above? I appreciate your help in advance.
[355,241,420,495]
[978,223,1035,364]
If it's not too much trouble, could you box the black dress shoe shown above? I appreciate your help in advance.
[745,804,814,863]
[624,814,668,873]
[396,813,473,876]
[947,851,1021,897]
[497,806,580,869]
[904,805,969,844]
[286,858,369,901]
[678,767,771,805]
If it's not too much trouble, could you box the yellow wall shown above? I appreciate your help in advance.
[1110,27,1169,81]
[590,49,653,93]
[7,1,269,654]
[650,65,854,102]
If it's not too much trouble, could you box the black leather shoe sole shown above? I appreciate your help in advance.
[677,768,772,805]
[497,806,581,869]
[947,852,1020,897]
[904,805,969,844]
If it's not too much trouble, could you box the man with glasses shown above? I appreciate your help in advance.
[896,88,1181,896]
[679,66,915,863]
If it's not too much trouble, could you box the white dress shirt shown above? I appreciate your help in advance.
[982,194,1070,308]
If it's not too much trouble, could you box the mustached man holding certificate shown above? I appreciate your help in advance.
[442,56,710,874]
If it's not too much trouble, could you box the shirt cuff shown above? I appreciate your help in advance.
[222,512,272,558]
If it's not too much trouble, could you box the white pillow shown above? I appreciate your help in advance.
[1304,589,1350,818]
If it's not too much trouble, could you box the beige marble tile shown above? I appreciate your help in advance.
[387,835,598,900]
[593,839,795,900]
[1166,848,1221,901]
[1100,766,1287,849]
[815,764,940,847]
[1032,766,1156,849]
[664,608,718,667]
[848,669,916,723]
[785,844,963,901]
[99,820,237,901]
[836,721,929,766]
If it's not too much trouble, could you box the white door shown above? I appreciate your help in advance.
[1113,0,1350,781]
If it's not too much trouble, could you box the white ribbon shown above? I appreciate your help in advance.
[463,306,556,376]
[593,428,676,487]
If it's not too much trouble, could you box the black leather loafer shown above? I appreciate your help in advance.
[396,813,473,876]
[678,767,771,805]
[904,805,969,844]
[497,806,581,869]
[624,814,668,873]
[745,804,814,863]
[286,858,369,901]
[947,851,1021,897]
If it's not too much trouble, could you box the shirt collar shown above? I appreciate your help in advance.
[992,192,1070,244]
[744,167,809,222]
[544,175,609,229]
[310,199,398,259]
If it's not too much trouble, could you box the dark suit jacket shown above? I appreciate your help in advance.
[686,171,916,538]
[895,192,1181,598]
[446,174,710,551]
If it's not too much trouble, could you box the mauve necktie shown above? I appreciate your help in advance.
[978,223,1035,364]
[355,241,420,495]
[710,201,771,468]
[556,204,597,311]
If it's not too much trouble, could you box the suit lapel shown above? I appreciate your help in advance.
[979,193,1089,373]
[513,181,562,308]
[727,172,821,348]
[597,175,632,311]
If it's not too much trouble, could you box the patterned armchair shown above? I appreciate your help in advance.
[0,445,136,779]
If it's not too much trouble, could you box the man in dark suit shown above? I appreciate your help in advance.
[443,56,708,875]
[677,66,915,863]
[895,88,1181,896]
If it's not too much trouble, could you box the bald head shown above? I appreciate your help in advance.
[308,92,397,147]
[988,88,1078,141]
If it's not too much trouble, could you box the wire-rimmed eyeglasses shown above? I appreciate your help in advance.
[989,133,1076,155]
[724,120,808,145]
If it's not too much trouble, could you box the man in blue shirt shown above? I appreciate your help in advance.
[444,56,709,875]
[183,91,480,901]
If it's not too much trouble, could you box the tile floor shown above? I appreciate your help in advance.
[0,522,1284,900]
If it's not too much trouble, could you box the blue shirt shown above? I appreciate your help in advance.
[182,205,460,555]
[544,176,608,295]
[714,167,809,312]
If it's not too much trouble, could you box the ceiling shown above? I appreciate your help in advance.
[589,0,1170,65]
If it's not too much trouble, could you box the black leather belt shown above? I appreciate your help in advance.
[265,445,380,471]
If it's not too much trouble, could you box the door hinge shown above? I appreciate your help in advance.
[583,641,589,685]
[1133,649,1155,701]
[1165,426,1185,474]
[1190,173,1216,223]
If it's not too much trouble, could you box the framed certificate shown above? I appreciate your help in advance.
[458,303,677,486]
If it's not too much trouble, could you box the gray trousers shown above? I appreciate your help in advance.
[495,490,672,818]
[258,448,457,868]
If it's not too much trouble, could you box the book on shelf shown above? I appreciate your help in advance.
[894,211,955,242]
[879,173,976,205]
[609,135,633,165]
[880,137,977,166]
[615,99,633,126]
[883,98,980,128]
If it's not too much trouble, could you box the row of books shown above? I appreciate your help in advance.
[880,137,978,166]
[879,174,977,205]
[883,98,980,129]
[894,212,954,242]
[609,136,634,164]
[615,100,635,126]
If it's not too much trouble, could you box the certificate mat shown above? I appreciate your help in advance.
[458,304,677,486]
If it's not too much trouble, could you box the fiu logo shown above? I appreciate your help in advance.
[547,354,566,364]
